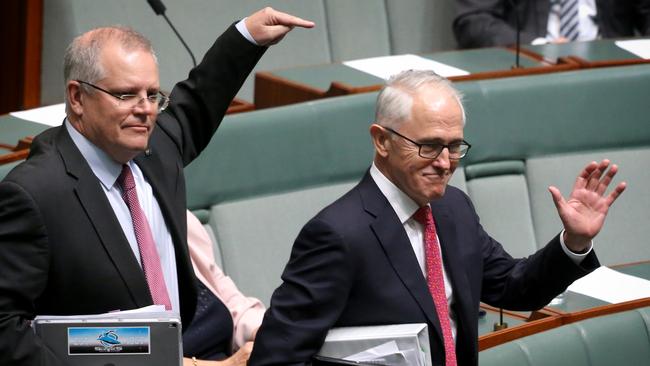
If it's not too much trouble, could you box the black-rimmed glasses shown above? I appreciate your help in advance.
[76,80,169,112]
[383,126,471,160]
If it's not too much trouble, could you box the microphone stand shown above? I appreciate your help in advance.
[511,0,522,69]
[493,308,509,331]
[147,0,197,67]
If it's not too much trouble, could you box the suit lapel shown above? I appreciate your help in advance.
[358,173,444,342]
[56,127,152,307]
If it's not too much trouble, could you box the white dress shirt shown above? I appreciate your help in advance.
[370,163,458,341]
[533,0,599,44]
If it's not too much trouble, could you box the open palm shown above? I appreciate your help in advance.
[548,160,626,252]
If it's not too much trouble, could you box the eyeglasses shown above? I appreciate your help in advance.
[76,80,169,112]
[383,126,471,160]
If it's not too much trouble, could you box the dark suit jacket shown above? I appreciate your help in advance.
[249,172,599,366]
[0,25,265,365]
[454,0,650,48]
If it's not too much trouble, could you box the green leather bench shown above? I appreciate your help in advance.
[184,64,650,305]
[457,63,650,265]
[479,306,650,366]
[40,0,455,105]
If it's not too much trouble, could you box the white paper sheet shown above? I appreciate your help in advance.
[34,305,172,321]
[344,54,469,80]
[10,103,66,127]
[615,39,650,59]
[567,266,650,303]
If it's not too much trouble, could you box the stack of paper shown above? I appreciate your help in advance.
[567,266,650,303]
[344,54,469,80]
[615,39,650,59]
[10,103,65,127]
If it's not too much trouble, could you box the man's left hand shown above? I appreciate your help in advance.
[548,159,626,253]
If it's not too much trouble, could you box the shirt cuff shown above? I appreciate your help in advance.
[559,229,593,265]
[235,18,259,46]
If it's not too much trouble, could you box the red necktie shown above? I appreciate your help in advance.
[413,206,457,366]
[117,164,172,310]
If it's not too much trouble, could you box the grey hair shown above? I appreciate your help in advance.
[63,26,157,108]
[375,69,466,129]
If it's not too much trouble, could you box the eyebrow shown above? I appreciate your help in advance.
[418,137,465,145]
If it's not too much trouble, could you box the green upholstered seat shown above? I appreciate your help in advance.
[185,92,376,210]
[465,161,538,258]
[41,0,458,105]
[457,64,650,262]
[479,306,650,366]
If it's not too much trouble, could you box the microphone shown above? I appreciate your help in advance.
[146,0,197,67]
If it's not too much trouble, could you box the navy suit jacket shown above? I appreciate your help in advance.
[250,171,599,366]
[0,25,265,365]
[453,0,650,48]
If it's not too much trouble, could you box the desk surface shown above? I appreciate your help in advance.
[270,48,544,91]
[255,39,649,110]
[547,262,650,314]
[478,309,526,336]
[0,113,49,148]
[479,262,650,350]
[254,47,559,108]
[523,38,646,63]
[426,48,543,73]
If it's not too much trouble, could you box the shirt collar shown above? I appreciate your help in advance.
[65,119,124,190]
[370,162,423,224]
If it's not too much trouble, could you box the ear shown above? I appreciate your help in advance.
[369,123,391,158]
[66,80,84,116]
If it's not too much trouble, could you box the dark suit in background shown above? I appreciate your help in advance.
[249,172,598,366]
[0,25,264,365]
[453,0,650,48]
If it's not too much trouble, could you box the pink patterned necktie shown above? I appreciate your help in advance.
[117,164,172,310]
[413,206,457,366]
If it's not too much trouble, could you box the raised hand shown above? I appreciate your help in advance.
[548,159,626,253]
[245,7,315,46]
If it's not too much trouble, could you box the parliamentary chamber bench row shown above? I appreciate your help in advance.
[479,305,650,366]
[184,63,650,307]
[40,0,456,106]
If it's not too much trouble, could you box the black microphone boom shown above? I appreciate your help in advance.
[511,0,522,69]
[147,0,197,67]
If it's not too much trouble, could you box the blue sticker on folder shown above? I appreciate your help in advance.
[67,327,150,355]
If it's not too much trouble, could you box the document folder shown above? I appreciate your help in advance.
[316,323,432,366]
[32,307,182,366]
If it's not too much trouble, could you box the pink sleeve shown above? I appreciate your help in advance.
[186,211,266,351]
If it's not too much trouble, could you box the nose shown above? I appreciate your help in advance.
[431,147,451,170]
[132,96,156,115]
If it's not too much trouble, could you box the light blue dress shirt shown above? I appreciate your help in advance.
[65,121,180,312]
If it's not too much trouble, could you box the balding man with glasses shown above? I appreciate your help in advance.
[0,8,313,365]
[250,69,626,366]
